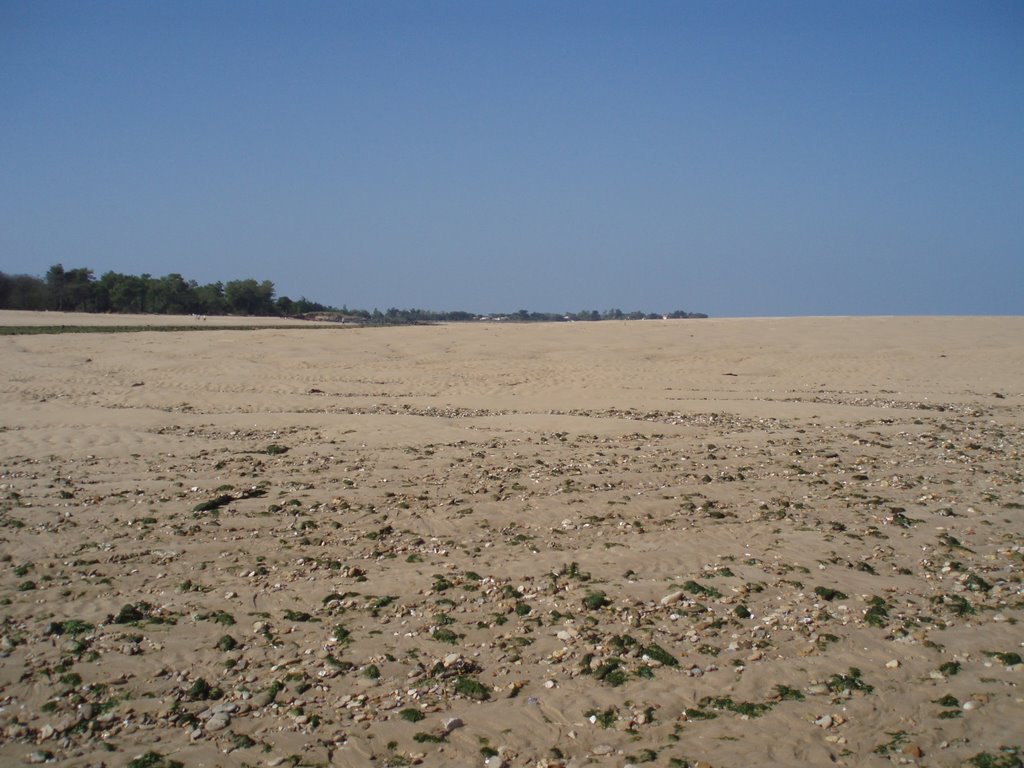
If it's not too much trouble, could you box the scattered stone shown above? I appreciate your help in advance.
[205,712,231,732]
[441,717,463,733]
[660,590,686,606]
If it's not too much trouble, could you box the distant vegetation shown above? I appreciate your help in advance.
[0,264,707,324]
[0,265,330,317]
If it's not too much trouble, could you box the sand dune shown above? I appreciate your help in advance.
[1,313,1021,768]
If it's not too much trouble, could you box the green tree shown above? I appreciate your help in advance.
[149,273,196,314]
[0,272,47,309]
[224,279,275,315]
[46,264,66,310]
[109,274,149,313]
[194,282,227,315]
[45,264,95,311]
[64,268,95,311]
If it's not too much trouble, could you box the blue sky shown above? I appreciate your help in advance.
[2,1,1022,316]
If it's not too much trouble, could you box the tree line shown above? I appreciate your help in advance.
[0,264,707,322]
[0,265,333,317]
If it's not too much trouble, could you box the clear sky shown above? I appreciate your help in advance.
[2,1,1022,316]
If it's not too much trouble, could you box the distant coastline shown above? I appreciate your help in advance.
[0,264,707,326]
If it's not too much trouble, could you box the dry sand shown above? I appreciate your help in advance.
[1,312,1022,768]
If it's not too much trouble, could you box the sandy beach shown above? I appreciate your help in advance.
[1,313,1021,768]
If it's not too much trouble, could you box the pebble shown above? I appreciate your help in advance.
[660,590,686,606]
[592,745,614,755]
[886,659,900,669]
[484,757,508,768]
[902,743,924,758]
[205,712,231,732]
[25,753,50,765]
[442,717,464,733]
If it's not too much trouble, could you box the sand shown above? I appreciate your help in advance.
[0,312,1021,768]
